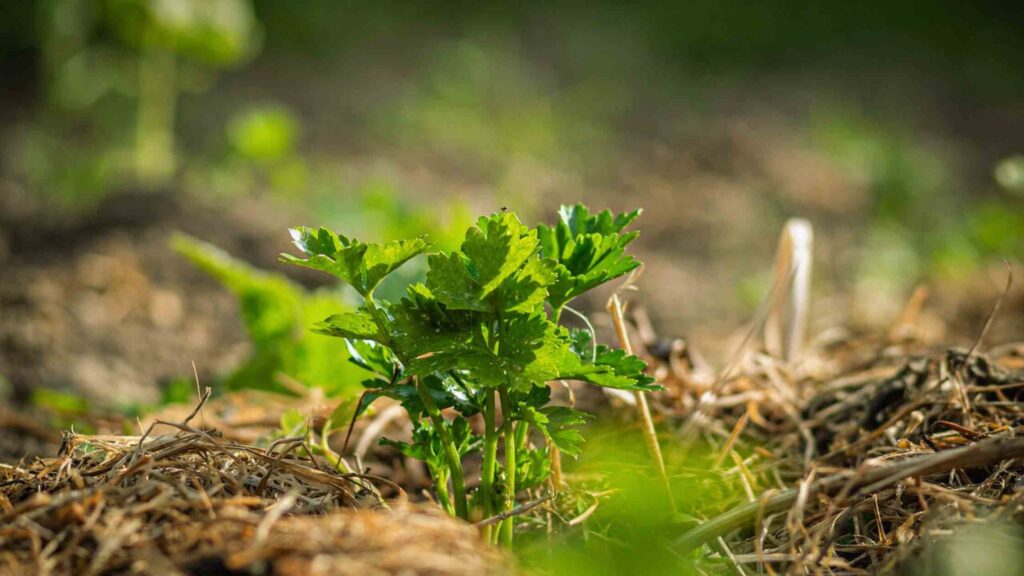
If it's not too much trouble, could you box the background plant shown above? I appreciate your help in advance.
[16,0,260,208]
[283,204,656,544]
[172,234,369,398]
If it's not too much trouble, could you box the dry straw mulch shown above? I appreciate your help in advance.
[653,320,1024,574]
[0,408,507,576]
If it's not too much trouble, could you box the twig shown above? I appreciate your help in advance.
[474,495,552,528]
[129,386,211,467]
[714,412,749,469]
[608,293,676,514]
[566,499,600,526]
[676,430,1024,552]
[191,361,205,430]
[964,259,1013,361]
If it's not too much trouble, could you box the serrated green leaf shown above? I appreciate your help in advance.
[594,345,650,379]
[515,446,551,492]
[393,288,566,390]
[424,212,554,313]
[423,251,488,311]
[423,313,565,390]
[562,204,641,237]
[540,406,591,457]
[519,405,591,457]
[393,287,654,391]
[537,205,643,310]
[345,340,399,380]
[556,335,658,391]
[568,327,596,360]
[313,311,382,341]
[559,361,657,390]
[499,256,558,313]
[390,284,481,367]
[522,384,552,410]
[290,226,342,256]
[462,212,539,295]
[282,227,429,295]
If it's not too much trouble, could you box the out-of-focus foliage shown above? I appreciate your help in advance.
[14,0,261,205]
[31,388,97,433]
[195,102,310,197]
[103,0,260,66]
[810,108,1024,319]
[173,234,368,397]
[995,155,1024,195]
[517,425,750,575]
[370,36,623,189]
[250,1,1024,86]
[227,104,299,163]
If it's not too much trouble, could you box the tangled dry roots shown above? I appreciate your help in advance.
[0,427,507,575]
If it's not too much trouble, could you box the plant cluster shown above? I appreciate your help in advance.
[283,205,655,544]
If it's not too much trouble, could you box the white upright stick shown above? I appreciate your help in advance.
[764,218,814,362]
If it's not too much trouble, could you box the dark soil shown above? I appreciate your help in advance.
[0,189,298,416]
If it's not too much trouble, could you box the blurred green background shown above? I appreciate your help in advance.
[1,0,1023,410]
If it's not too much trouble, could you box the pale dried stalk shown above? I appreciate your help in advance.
[888,285,929,342]
[608,293,676,512]
[764,218,813,362]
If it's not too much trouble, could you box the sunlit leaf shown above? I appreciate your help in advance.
[282,227,429,295]
[313,310,381,341]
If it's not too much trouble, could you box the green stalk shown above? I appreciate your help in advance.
[415,376,469,520]
[362,293,391,344]
[435,468,453,516]
[361,293,468,520]
[515,419,529,451]
[318,422,353,474]
[499,386,517,546]
[551,304,565,323]
[480,389,499,541]
[547,305,566,490]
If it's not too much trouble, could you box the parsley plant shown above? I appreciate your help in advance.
[282,205,655,544]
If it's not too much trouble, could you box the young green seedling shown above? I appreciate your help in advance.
[283,205,657,545]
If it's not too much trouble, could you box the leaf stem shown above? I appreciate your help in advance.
[318,423,353,474]
[546,306,568,490]
[499,385,517,545]
[362,293,469,521]
[480,389,499,542]
[362,292,391,344]
[435,468,453,516]
[414,376,469,520]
